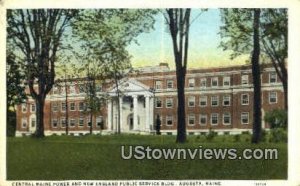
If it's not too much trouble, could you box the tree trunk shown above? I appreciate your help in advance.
[176,67,187,143]
[35,97,45,138]
[282,77,288,111]
[251,9,262,144]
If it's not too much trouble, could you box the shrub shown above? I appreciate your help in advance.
[206,128,217,142]
[264,109,287,129]
[269,128,287,143]
[234,134,240,142]
[260,129,268,142]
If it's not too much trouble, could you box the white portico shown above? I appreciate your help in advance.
[107,78,154,134]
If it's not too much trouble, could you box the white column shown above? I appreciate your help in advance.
[119,97,123,131]
[133,95,138,130]
[150,97,154,131]
[108,99,112,131]
[145,95,150,131]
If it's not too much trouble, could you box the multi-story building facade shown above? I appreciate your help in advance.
[15,63,284,136]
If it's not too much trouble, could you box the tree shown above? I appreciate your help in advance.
[7,9,79,137]
[72,9,157,134]
[220,9,288,110]
[260,9,288,111]
[220,9,262,143]
[6,51,27,136]
[164,9,191,143]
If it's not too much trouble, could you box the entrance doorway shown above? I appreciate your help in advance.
[127,114,133,130]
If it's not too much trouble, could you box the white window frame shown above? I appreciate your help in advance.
[241,112,249,124]
[223,113,231,125]
[21,103,27,113]
[241,75,249,85]
[21,117,27,128]
[211,113,219,125]
[269,91,277,104]
[199,114,207,126]
[188,78,195,88]
[60,118,66,128]
[70,102,76,111]
[69,118,76,127]
[155,98,163,108]
[223,95,231,106]
[211,96,219,107]
[188,96,196,107]
[52,102,58,112]
[52,118,58,128]
[78,102,85,111]
[223,76,230,87]
[200,78,207,88]
[61,102,66,112]
[188,114,196,125]
[167,80,174,89]
[241,94,249,105]
[166,115,173,126]
[269,72,277,84]
[70,84,76,94]
[155,80,162,90]
[30,117,36,128]
[211,77,218,87]
[199,96,207,107]
[166,98,173,108]
[31,103,36,113]
[78,117,84,127]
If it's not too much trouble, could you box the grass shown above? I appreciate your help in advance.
[7,134,287,180]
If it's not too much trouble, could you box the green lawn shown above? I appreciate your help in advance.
[7,134,287,180]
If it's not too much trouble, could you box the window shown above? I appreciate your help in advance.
[69,118,76,127]
[241,94,249,105]
[70,102,76,111]
[188,96,195,107]
[223,76,230,87]
[199,114,207,125]
[78,117,84,127]
[188,114,195,125]
[223,95,231,106]
[199,96,207,107]
[211,113,219,125]
[269,72,277,83]
[167,80,174,89]
[61,118,66,128]
[211,77,218,87]
[31,117,36,128]
[52,119,58,128]
[61,102,66,112]
[79,102,85,111]
[166,98,173,108]
[188,78,195,88]
[241,112,249,124]
[87,117,92,127]
[241,75,249,85]
[211,96,219,107]
[70,85,76,94]
[96,116,103,127]
[52,102,58,112]
[200,78,207,88]
[166,115,173,126]
[269,92,277,103]
[155,98,162,108]
[22,117,27,128]
[53,87,59,94]
[155,81,162,90]
[21,104,27,113]
[223,113,231,125]
[79,84,85,93]
[31,103,36,112]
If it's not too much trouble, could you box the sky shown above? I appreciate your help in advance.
[126,9,249,69]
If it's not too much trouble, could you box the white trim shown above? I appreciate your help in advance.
[166,97,173,108]
[21,117,27,128]
[199,96,207,107]
[51,118,58,128]
[223,113,231,125]
[21,103,27,113]
[211,77,218,88]
[155,97,163,108]
[166,79,174,89]
[69,118,76,127]
[188,96,196,107]
[223,76,230,87]
[60,118,66,128]
[269,72,277,84]
[199,114,207,126]
[223,95,231,106]
[166,115,173,126]
[188,78,195,88]
[211,95,219,107]
[269,91,278,104]
[241,74,249,85]
[211,113,219,125]
[30,103,36,113]
[70,102,76,111]
[78,117,85,127]
[51,102,58,112]
[188,114,196,126]
[241,93,249,105]
[241,112,249,124]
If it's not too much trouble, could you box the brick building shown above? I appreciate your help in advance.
[15,63,284,136]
